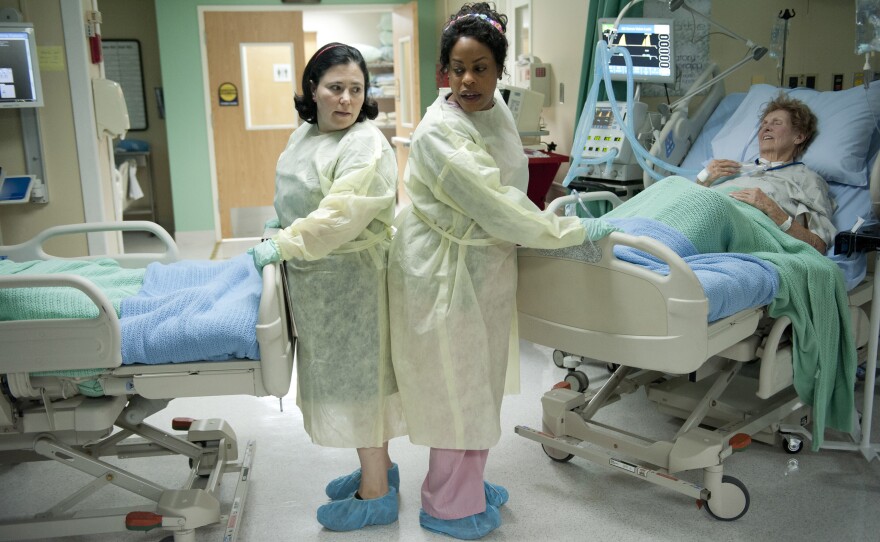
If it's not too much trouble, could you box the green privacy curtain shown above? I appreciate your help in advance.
[576,0,643,125]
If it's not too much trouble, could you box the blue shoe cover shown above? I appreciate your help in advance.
[325,463,400,500]
[484,481,508,507]
[419,504,501,540]
[317,486,399,531]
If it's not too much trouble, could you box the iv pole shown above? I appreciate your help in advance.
[777,9,796,87]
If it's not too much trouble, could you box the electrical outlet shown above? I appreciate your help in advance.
[787,74,800,88]
[804,74,817,89]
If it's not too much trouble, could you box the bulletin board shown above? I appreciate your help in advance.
[102,39,148,130]
[643,0,711,97]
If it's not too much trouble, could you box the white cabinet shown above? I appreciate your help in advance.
[368,61,396,144]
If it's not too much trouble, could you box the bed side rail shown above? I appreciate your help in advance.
[545,191,624,214]
[871,147,880,220]
[643,64,725,188]
[0,274,121,372]
[0,221,179,267]
[517,230,714,374]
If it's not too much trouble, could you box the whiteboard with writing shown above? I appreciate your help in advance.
[102,40,148,130]
[643,0,711,97]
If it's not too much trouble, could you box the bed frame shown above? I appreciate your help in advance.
[515,186,877,521]
[0,221,295,542]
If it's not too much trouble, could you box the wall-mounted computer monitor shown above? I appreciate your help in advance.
[0,22,43,108]
[597,18,675,85]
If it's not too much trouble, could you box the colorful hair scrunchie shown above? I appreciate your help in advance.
[444,13,504,34]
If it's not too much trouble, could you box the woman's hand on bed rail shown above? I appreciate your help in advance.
[248,239,281,274]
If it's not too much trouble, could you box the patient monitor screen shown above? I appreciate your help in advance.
[598,18,675,85]
[0,24,43,108]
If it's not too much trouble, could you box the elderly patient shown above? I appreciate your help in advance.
[696,94,836,253]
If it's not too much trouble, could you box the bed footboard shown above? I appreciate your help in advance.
[0,274,122,372]
[255,262,295,397]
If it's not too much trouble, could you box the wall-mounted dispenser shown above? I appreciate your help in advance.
[93,78,130,139]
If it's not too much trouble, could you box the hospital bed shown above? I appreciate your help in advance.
[0,221,295,541]
[515,82,880,521]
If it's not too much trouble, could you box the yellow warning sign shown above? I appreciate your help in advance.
[218,82,238,106]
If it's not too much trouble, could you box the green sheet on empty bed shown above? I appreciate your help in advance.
[0,258,145,320]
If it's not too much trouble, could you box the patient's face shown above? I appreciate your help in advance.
[758,110,805,162]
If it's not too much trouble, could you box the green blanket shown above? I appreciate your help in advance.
[607,177,856,450]
[0,258,145,321]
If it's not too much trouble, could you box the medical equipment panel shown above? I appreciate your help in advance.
[0,23,43,108]
[579,101,649,181]
[598,18,675,85]
[499,84,545,135]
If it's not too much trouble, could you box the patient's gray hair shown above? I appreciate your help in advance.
[761,93,818,159]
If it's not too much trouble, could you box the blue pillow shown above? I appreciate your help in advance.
[710,83,880,186]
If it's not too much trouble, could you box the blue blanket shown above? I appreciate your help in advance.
[120,254,261,364]
[607,217,779,322]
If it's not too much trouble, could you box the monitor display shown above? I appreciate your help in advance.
[598,18,675,85]
[0,23,43,108]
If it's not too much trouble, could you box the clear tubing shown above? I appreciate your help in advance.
[596,42,698,181]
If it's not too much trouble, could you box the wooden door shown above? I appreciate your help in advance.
[392,2,421,206]
[205,11,305,239]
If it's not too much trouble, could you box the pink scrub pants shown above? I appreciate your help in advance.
[420,448,489,520]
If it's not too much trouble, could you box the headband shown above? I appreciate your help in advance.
[315,44,344,59]
[444,13,504,34]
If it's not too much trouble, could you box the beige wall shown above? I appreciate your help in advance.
[531,0,587,168]
[0,0,89,255]
[712,0,862,93]
[99,0,174,235]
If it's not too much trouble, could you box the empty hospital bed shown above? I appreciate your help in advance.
[0,221,295,541]
[514,82,880,521]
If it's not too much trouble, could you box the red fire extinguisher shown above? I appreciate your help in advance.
[87,10,102,64]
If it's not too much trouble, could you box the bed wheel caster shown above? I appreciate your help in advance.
[781,435,803,454]
[542,443,574,463]
[564,370,589,392]
[552,350,567,368]
[606,363,619,374]
[703,475,750,521]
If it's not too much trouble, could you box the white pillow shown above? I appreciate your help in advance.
[350,43,382,64]
[710,83,880,186]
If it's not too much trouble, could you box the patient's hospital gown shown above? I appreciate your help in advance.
[388,95,587,450]
[712,163,837,247]
[272,120,406,448]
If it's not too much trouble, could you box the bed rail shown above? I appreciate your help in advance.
[0,221,178,267]
[518,192,762,373]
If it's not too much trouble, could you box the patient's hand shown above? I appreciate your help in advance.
[699,159,742,185]
[728,188,787,223]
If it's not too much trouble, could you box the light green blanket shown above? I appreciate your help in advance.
[607,177,856,450]
[0,258,145,320]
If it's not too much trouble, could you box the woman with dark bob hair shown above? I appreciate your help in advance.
[388,3,600,539]
[249,42,406,532]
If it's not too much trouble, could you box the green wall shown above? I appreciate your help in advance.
[155,0,438,234]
